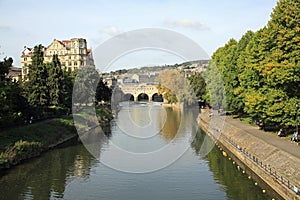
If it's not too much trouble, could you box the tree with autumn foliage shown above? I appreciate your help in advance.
[156,69,196,105]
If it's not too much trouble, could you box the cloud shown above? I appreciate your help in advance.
[164,19,210,31]
[102,26,120,36]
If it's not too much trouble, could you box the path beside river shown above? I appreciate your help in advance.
[198,109,300,200]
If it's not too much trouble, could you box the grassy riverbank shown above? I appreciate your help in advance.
[0,106,113,170]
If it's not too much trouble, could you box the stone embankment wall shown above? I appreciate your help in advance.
[198,110,300,200]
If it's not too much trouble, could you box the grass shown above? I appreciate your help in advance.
[0,106,113,169]
[0,115,76,153]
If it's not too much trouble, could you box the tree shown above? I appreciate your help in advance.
[62,70,76,110]
[0,57,29,126]
[72,65,99,105]
[0,57,12,85]
[187,73,206,100]
[47,54,64,107]
[95,78,112,103]
[240,0,300,127]
[156,69,196,105]
[210,0,300,128]
[202,62,226,109]
[26,45,49,110]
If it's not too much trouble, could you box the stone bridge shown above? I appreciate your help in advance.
[119,83,164,102]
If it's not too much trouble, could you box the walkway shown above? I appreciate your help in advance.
[225,116,300,159]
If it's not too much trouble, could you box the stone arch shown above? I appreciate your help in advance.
[122,93,134,101]
[152,93,163,102]
[137,93,149,101]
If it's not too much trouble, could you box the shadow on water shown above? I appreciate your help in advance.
[0,123,112,200]
[0,143,97,200]
[191,130,273,200]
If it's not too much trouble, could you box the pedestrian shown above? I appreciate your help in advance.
[277,128,284,137]
[291,132,298,142]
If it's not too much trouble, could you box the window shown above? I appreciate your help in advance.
[74,61,77,66]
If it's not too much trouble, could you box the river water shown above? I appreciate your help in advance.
[0,103,270,200]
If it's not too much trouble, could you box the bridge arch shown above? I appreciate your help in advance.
[152,93,163,102]
[122,93,134,101]
[137,93,149,101]
[120,83,160,102]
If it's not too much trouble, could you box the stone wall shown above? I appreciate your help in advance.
[198,110,300,200]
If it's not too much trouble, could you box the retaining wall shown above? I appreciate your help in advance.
[198,110,300,200]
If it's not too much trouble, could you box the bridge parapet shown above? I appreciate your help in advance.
[119,83,160,102]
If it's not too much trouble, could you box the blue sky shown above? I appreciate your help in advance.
[0,0,278,70]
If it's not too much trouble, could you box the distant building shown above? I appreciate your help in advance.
[21,38,92,80]
[7,66,22,82]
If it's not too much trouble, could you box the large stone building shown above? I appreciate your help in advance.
[21,38,92,80]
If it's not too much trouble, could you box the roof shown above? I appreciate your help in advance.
[8,66,22,77]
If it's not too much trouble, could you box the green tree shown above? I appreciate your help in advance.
[187,73,206,100]
[202,62,226,109]
[26,45,49,110]
[0,57,29,125]
[47,54,64,107]
[95,78,112,103]
[0,57,12,85]
[62,70,77,110]
[72,65,99,105]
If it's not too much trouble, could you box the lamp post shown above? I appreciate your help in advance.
[296,103,299,135]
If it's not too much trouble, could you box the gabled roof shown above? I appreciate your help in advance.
[21,47,33,56]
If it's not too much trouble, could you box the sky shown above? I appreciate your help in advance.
[0,0,278,71]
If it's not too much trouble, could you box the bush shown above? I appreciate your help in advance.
[0,140,43,167]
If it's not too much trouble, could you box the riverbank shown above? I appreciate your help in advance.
[0,106,113,170]
[197,109,300,200]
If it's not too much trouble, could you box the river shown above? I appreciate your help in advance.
[0,103,270,200]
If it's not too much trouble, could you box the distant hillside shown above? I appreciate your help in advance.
[107,59,210,75]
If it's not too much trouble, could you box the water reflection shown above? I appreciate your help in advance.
[0,106,272,200]
[161,107,181,140]
[0,139,97,200]
[191,130,270,200]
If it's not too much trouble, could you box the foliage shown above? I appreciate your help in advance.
[202,62,226,109]
[95,78,112,103]
[206,0,300,128]
[187,73,206,100]
[26,45,49,109]
[47,55,64,107]
[0,57,29,126]
[72,65,99,105]
[156,69,196,105]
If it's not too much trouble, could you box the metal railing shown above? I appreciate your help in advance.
[198,115,299,196]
